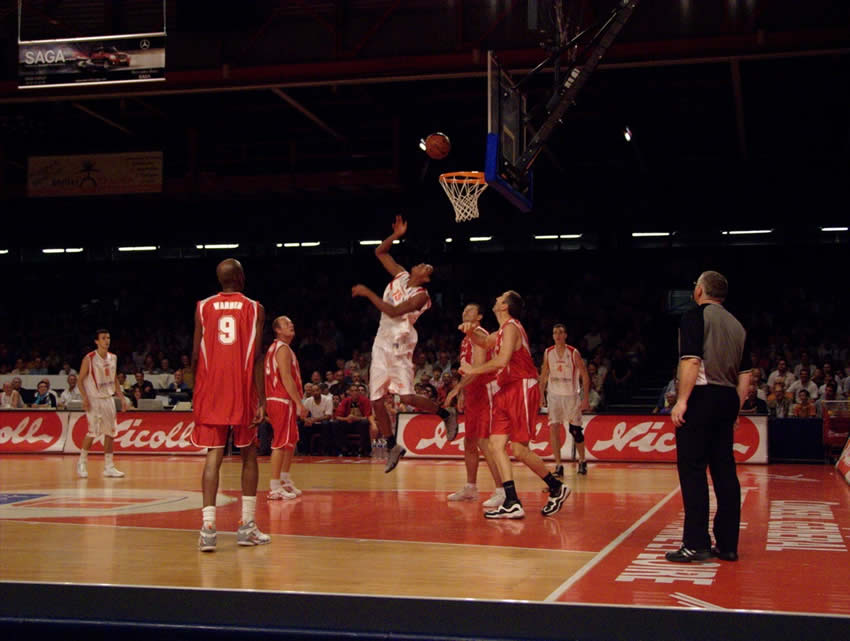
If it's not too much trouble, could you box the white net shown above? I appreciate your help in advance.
[439,172,488,222]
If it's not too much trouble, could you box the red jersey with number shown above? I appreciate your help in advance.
[193,292,260,426]
[460,328,495,394]
[494,318,538,388]
[264,340,302,401]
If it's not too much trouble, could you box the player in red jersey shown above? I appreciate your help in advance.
[460,291,570,519]
[351,215,458,473]
[443,303,503,507]
[264,316,307,500]
[192,259,269,552]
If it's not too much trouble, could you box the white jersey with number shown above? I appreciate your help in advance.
[82,351,117,399]
[375,271,431,350]
[545,344,580,396]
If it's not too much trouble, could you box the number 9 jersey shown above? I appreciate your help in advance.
[193,292,260,427]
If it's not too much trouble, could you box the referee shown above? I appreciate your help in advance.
[666,271,752,563]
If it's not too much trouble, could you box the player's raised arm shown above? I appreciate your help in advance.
[374,214,407,277]
[459,321,498,350]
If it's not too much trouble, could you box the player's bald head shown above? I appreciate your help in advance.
[272,315,291,331]
[216,259,245,291]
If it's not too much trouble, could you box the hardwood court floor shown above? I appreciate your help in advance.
[0,454,848,616]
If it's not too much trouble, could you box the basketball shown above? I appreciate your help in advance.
[424,132,451,160]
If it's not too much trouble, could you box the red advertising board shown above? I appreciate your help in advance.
[0,411,67,453]
[64,412,205,454]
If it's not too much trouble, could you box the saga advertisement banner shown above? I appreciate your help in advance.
[19,35,165,88]
[28,151,163,197]
[837,437,850,486]
[396,412,576,460]
[0,411,69,453]
[64,412,205,455]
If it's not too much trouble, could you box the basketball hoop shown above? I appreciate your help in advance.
[439,171,487,223]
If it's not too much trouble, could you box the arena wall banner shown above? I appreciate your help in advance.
[64,412,205,455]
[18,34,165,89]
[396,413,768,464]
[837,437,850,486]
[0,411,69,453]
[396,413,576,460]
[28,151,163,197]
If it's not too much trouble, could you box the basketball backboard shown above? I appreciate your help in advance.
[485,51,533,213]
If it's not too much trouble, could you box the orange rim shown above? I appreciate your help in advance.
[439,171,486,184]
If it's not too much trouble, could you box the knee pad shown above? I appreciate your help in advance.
[569,424,585,443]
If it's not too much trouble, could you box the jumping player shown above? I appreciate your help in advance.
[351,215,458,473]
[192,258,269,552]
[460,291,570,519]
[77,329,130,478]
[264,316,306,500]
[539,324,591,476]
[443,303,504,507]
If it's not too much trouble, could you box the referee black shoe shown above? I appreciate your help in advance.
[711,547,739,562]
[665,545,712,563]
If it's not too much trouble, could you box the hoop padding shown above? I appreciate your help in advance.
[439,171,488,223]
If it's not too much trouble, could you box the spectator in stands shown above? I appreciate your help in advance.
[586,362,603,411]
[59,361,78,376]
[344,349,361,377]
[819,373,839,399]
[793,351,813,378]
[767,359,795,390]
[788,368,818,401]
[740,383,767,414]
[131,387,143,408]
[142,354,156,374]
[590,351,609,386]
[350,370,364,388]
[750,367,768,401]
[31,379,57,408]
[309,370,322,387]
[0,381,24,408]
[141,381,156,399]
[117,371,133,393]
[582,325,603,355]
[324,370,336,386]
[29,356,48,375]
[791,389,816,418]
[301,382,334,455]
[329,370,346,397]
[131,371,146,394]
[179,354,194,388]
[58,374,82,408]
[168,369,190,393]
[333,384,372,456]
[815,382,839,418]
[434,350,453,376]
[11,358,27,374]
[767,382,792,418]
[154,358,174,374]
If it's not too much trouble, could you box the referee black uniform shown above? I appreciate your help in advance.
[667,273,751,563]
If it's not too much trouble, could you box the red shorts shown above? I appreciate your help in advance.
[191,422,258,449]
[491,379,540,443]
[266,398,299,450]
[463,386,493,440]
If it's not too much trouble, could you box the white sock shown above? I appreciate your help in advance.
[280,472,290,482]
[270,479,281,491]
[202,506,216,529]
[104,453,114,467]
[465,483,477,489]
[241,496,256,524]
[79,451,88,462]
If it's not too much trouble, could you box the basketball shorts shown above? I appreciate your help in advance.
[369,339,415,401]
[266,397,299,450]
[491,379,540,443]
[547,393,582,426]
[191,419,258,449]
[463,386,493,441]
[85,396,118,437]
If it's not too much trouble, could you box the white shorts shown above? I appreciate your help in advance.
[86,396,118,437]
[547,393,582,426]
[370,339,415,401]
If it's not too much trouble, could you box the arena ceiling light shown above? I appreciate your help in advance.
[42,247,84,254]
[632,232,671,237]
[469,236,492,242]
[0,249,8,255]
[195,244,239,250]
[533,234,583,240]
[118,245,158,252]
[445,238,453,243]
[277,242,321,248]
[359,240,399,245]
[821,227,848,232]
[721,229,773,235]
[560,234,583,239]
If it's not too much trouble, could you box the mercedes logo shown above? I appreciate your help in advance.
[140,39,150,49]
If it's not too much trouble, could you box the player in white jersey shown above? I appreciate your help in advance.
[77,329,130,478]
[351,215,458,473]
[539,324,591,476]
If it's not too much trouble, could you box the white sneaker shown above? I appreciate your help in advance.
[237,521,271,546]
[447,485,479,501]
[103,465,125,478]
[268,486,296,500]
[482,488,506,508]
[281,481,302,497]
[76,462,88,478]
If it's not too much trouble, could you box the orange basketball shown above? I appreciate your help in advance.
[424,132,451,160]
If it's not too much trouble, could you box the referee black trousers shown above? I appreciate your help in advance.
[674,385,741,553]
